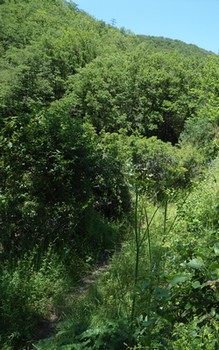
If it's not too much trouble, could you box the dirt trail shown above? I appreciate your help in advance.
[78,262,109,294]
[34,261,110,343]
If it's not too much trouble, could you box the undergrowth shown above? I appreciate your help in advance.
[0,247,70,349]
[35,159,219,349]
[2,160,219,349]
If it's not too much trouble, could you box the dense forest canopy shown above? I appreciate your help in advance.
[0,1,219,349]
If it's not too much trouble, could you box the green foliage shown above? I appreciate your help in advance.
[137,35,213,57]
[1,0,219,348]
[36,319,130,350]
[177,157,219,233]
[0,247,67,349]
[0,112,130,256]
[39,165,219,349]
[64,49,205,143]
[171,318,219,349]
[131,136,185,195]
[99,132,204,199]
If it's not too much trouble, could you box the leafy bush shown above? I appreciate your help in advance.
[0,113,130,257]
[179,115,218,160]
[177,156,219,233]
[36,319,130,350]
[171,318,219,349]
[131,136,194,197]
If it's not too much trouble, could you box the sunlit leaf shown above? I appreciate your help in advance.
[213,244,219,256]
[192,281,201,289]
[187,258,204,270]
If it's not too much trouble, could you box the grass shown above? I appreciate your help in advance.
[35,169,219,349]
[0,246,81,349]
[2,159,219,349]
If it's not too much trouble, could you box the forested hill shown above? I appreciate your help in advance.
[1,0,218,143]
[137,35,214,57]
[1,1,219,349]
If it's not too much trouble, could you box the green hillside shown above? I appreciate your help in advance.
[0,1,219,349]
[137,35,214,57]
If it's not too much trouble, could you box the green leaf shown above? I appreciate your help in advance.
[208,262,219,273]
[213,244,219,256]
[187,258,204,270]
[169,274,191,286]
[154,287,170,299]
[141,318,157,328]
[192,281,201,289]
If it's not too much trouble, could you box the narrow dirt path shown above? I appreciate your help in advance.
[77,262,109,294]
[34,261,110,343]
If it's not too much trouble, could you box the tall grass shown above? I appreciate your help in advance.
[0,246,69,349]
[35,193,177,349]
[28,160,219,348]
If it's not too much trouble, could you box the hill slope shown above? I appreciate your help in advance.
[137,34,214,57]
[1,1,219,348]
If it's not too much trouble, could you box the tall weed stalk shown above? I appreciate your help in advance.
[131,190,140,323]
[130,190,161,323]
[130,190,179,348]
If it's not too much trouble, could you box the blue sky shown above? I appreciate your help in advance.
[75,0,219,53]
